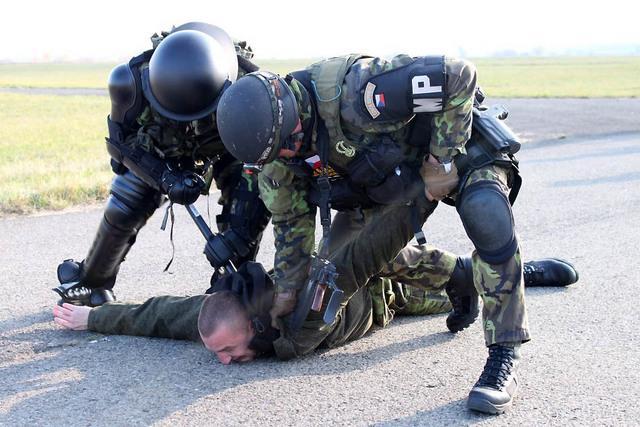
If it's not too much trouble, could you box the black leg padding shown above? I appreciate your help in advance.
[81,171,163,289]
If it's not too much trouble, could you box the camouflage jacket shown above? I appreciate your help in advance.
[258,55,477,293]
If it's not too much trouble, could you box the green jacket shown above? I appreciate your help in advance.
[87,291,373,359]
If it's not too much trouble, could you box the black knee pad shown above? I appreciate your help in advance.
[457,181,517,264]
[106,171,164,230]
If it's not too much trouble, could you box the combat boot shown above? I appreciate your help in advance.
[467,343,520,414]
[53,259,116,307]
[445,256,479,333]
[523,258,579,287]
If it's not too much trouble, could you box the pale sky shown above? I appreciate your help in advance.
[1,0,638,62]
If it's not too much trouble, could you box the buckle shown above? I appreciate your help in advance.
[316,175,331,191]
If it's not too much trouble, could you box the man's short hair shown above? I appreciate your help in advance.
[198,290,249,339]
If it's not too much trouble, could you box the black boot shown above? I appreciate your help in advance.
[54,259,116,307]
[445,256,479,333]
[467,343,520,414]
[52,172,162,307]
[523,258,579,287]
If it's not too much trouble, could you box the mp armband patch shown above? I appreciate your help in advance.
[410,56,445,113]
[361,56,446,121]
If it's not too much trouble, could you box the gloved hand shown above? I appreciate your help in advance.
[269,289,297,328]
[204,233,237,269]
[160,170,205,205]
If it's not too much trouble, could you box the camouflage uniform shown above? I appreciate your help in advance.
[372,245,456,327]
[259,55,529,358]
[455,166,529,345]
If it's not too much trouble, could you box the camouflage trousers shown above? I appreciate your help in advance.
[280,197,437,349]
[452,164,530,346]
[369,245,457,328]
[325,163,530,347]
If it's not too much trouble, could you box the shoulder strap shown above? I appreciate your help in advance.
[309,54,365,170]
[315,119,332,258]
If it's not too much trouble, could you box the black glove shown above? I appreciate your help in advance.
[160,170,205,205]
[366,163,423,205]
[204,233,237,269]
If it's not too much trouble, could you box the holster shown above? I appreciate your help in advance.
[447,105,522,205]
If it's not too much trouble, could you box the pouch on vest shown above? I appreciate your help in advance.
[307,178,373,210]
[347,136,405,187]
[366,163,423,206]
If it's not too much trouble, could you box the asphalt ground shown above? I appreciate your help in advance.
[0,99,639,425]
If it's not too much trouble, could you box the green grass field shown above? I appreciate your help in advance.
[473,57,640,97]
[1,56,638,97]
[0,93,112,214]
[0,56,638,215]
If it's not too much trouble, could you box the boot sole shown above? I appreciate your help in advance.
[467,396,512,415]
[447,314,479,333]
[447,309,480,333]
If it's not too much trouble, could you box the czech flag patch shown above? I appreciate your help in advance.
[375,93,386,108]
[305,155,322,170]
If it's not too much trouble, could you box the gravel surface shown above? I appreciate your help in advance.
[1,101,639,425]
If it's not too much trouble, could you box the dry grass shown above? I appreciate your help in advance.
[2,56,638,97]
[0,93,112,214]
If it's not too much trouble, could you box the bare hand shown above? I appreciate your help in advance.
[424,154,440,201]
[269,290,297,329]
[421,154,459,201]
[53,303,92,331]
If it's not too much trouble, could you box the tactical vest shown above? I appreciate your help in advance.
[306,56,522,206]
[305,54,448,172]
[305,54,365,171]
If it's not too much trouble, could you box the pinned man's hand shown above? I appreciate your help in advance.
[53,303,92,331]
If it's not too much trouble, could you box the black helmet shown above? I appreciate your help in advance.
[216,71,299,166]
[172,22,238,81]
[142,27,236,121]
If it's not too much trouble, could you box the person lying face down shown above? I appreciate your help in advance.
[53,251,579,365]
[53,290,258,365]
[53,244,463,364]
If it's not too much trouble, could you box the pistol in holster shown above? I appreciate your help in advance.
[289,254,343,331]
